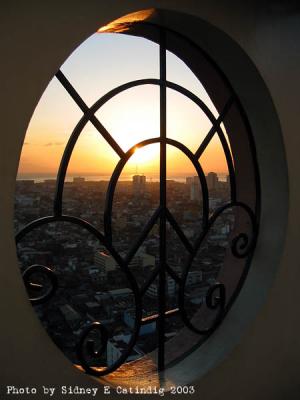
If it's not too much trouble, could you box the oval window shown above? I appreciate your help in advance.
[15,9,260,380]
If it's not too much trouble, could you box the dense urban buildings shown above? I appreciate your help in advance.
[15,172,233,368]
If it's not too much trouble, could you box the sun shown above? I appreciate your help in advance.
[128,143,160,167]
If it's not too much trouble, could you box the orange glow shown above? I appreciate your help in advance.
[97,9,155,33]
[18,20,230,179]
[129,144,159,166]
[18,135,228,176]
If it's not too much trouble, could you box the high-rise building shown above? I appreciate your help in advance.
[132,174,146,196]
[186,176,194,186]
[191,177,201,201]
[187,176,201,201]
[206,172,219,190]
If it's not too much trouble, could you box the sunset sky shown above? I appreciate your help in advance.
[18,31,229,179]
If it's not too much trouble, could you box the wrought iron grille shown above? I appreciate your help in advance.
[16,25,260,376]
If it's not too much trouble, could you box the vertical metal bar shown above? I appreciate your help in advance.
[158,28,167,372]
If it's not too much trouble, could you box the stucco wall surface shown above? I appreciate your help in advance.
[0,1,299,399]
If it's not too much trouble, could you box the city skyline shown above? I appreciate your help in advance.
[15,168,233,369]
[16,171,230,184]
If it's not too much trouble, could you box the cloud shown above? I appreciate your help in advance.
[23,142,30,145]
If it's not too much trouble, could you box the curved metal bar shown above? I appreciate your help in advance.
[194,96,233,158]
[140,264,161,296]
[22,264,58,305]
[16,215,107,246]
[88,78,223,132]
[194,201,256,257]
[53,79,160,217]
[54,77,230,217]
[78,305,142,376]
[76,322,109,376]
[56,70,125,158]
[166,138,209,228]
[180,282,226,335]
[217,123,237,202]
[158,30,167,371]
[232,233,250,259]
[104,137,209,241]
[178,201,256,334]
[83,79,160,114]
[16,214,143,376]
[139,19,259,209]
[165,263,182,285]
[54,117,92,216]
[103,137,159,243]
[166,82,236,201]
[165,208,194,254]
[124,207,162,266]
[127,21,241,202]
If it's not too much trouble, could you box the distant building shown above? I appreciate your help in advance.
[145,271,201,299]
[186,271,202,285]
[88,265,107,283]
[185,176,194,186]
[206,172,219,190]
[188,285,211,305]
[209,197,222,210]
[123,309,156,335]
[43,179,56,184]
[73,177,85,183]
[16,180,35,191]
[94,249,155,274]
[107,288,133,298]
[147,277,176,298]
[132,175,146,196]
[94,251,117,273]
[107,333,144,366]
[190,177,201,201]
[139,251,155,268]
[16,194,35,207]
[186,176,201,201]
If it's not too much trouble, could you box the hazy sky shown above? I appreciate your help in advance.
[18,31,229,178]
